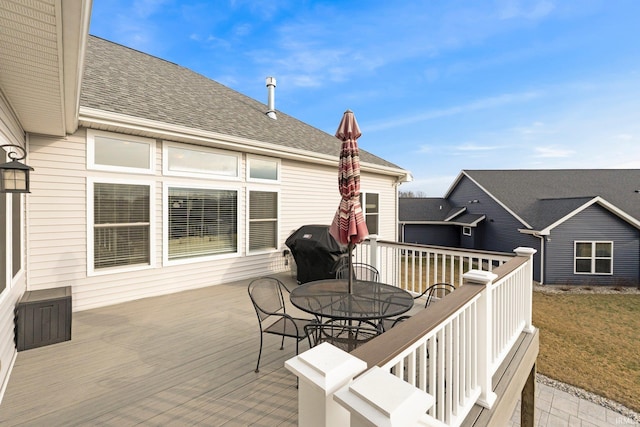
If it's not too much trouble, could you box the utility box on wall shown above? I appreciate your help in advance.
[15,286,72,351]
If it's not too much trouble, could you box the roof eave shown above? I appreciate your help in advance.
[538,196,640,234]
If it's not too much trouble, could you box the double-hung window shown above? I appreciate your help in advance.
[91,181,151,271]
[167,187,238,261]
[574,241,613,274]
[359,192,379,235]
[248,190,278,252]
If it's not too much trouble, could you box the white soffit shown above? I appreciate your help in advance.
[0,0,89,136]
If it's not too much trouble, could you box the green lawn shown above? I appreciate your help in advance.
[533,292,640,413]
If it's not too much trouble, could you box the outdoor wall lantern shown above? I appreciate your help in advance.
[0,144,34,194]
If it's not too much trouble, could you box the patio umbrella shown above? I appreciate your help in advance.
[329,110,369,293]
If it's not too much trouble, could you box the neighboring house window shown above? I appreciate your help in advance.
[574,241,613,274]
[359,192,379,235]
[91,181,151,271]
[87,130,155,173]
[247,156,280,182]
[163,143,240,179]
[248,190,278,252]
[463,226,471,236]
[167,187,238,261]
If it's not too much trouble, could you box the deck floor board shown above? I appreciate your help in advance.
[0,273,303,426]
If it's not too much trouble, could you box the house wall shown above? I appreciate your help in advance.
[545,204,640,285]
[26,128,401,311]
[401,224,459,247]
[447,176,542,280]
[0,95,27,400]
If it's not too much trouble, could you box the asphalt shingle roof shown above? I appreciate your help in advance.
[462,169,640,229]
[80,36,402,170]
[399,198,453,222]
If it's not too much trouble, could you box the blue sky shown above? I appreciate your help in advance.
[89,0,640,196]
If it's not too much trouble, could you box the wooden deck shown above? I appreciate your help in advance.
[0,273,305,426]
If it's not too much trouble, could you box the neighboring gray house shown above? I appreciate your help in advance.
[0,2,410,399]
[399,169,640,286]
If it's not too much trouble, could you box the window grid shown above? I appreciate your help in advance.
[574,241,613,275]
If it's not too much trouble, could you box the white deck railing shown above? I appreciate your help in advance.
[286,247,537,427]
[354,237,514,293]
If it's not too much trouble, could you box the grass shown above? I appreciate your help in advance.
[533,292,640,412]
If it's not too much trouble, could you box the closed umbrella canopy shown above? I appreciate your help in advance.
[329,110,369,246]
[329,110,369,292]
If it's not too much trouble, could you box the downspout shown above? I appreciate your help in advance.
[533,233,545,285]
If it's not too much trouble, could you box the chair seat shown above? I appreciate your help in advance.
[264,316,311,339]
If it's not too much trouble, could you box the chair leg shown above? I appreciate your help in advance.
[255,333,264,373]
[280,335,285,350]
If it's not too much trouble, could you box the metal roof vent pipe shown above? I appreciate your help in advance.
[266,76,277,120]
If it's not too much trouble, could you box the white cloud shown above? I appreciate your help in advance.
[616,133,633,141]
[367,91,541,132]
[533,146,574,158]
[456,143,502,151]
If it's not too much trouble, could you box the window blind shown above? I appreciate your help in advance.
[168,188,237,259]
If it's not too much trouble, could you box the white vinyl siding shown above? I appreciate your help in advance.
[25,129,402,311]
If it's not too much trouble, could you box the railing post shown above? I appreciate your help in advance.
[285,342,368,427]
[368,235,378,271]
[333,366,434,427]
[514,247,537,334]
[463,269,498,409]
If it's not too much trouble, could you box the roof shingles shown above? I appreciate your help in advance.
[80,36,401,170]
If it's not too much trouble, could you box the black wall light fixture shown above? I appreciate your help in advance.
[0,144,34,194]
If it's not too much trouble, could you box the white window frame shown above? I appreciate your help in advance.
[87,129,155,174]
[87,177,156,276]
[574,241,613,275]
[246,155,280,184]
[162,141,241,181]
[0,153,25,303]
[360,192,379,236]
[246,187,280,254]
[163,182,241,266]
[463,226,472,236]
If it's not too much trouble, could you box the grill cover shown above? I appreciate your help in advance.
[285,225,348,284]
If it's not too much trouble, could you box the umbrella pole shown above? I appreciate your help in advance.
[348,241,354,294]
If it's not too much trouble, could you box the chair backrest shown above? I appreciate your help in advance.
[248,277,286,323]
[335,262,380,282]
[424,283,456,308]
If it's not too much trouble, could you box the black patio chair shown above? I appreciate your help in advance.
[335,262,380,282]
[305,320,379,352]
[248,277,314,373]
[379,283,456,331]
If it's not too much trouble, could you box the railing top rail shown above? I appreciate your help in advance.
[488,254,529,283]
[351,282,485,369]
[368,239,515,259]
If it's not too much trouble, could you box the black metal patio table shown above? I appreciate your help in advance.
[289,279,414,323]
